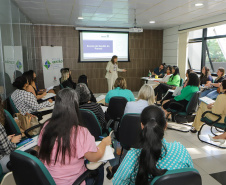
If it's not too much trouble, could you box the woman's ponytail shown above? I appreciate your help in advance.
[135,106,167,185]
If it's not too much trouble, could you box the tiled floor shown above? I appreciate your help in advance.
[94,92,226,185]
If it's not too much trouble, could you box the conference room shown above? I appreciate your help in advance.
[1,0,226,184]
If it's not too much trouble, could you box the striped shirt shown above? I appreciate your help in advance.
[79,102,106,128]
[11,89,51,115]
[113,139,193,185]
[0,123,16,160]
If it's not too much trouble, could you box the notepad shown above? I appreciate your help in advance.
[96,95,106,103]
[46,86,54,92]
[199,97,215,105]
[16,136,39,151]
[38,102,55,112]
[95,141,115,162]
[41,93,56,100]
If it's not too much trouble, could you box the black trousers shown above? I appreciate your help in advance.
[161,91,173,103]
[154,83,173,101]
[163,98,189,112]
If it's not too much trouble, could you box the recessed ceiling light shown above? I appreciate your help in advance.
[78,17,84,20]
[149,21,155,24]
[195,3,204,7]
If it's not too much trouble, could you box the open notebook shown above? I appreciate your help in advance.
[96,95,106,103]
[94,141,115,163]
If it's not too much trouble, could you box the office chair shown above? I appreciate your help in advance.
[106,96,128,131]
[80,109,105,140]
[10,150,101,185]
[116,113,141,163]
[4,109,41,138]
[8,96,19,115]
[151,168,202,185]
[166,91,201,132]
[198,111,226,149]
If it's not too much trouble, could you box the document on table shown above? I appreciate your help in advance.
[41,93,56,100]
[46,86,54,92]
[38,102,55,112]
[199,97,215,105]
[95,141,115,162]
[16,136,38,151]
[96,95,106,103]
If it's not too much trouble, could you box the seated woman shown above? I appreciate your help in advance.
[161,65,172,83]
[23,70,47,100]
[78,75,97,103]
[76,83,106,129]
[200,66,213,86]
[113,105,193,185]
[124,84,155,114]
[201,67,225,100]
[160,69,193,104]
[191,79,226,133]
[105,77,135,106]
[154,66,180,103]
[152,63,165,78]
[11,76,53,115]
[38,88,111,185]
[61,69,76,89]
[0,97,21,173]
[162,73,199,116]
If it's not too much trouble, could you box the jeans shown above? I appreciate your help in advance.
[86,166,104,185]
[201,88,219,100]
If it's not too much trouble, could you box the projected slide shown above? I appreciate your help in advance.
[80,31,129,62]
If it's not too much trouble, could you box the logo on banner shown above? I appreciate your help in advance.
[44,60,51,70]
[16,60,22,70]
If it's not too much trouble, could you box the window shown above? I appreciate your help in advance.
[187,24,226,74]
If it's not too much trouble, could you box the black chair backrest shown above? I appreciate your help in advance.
[4,109,21,136]
[186,91,201,114]
[152,169,202,185]
[107,96,128,121]
[119,113,141,150]
[10,150,56,185]
[80,109,102,140]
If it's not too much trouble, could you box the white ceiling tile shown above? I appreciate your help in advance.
[12,0,226,29]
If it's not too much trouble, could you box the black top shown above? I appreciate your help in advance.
[62,77,76,89]
[214,76,224,83]
[200,75,213,85]
[89,88,97,103]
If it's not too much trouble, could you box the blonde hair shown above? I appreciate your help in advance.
[61,70,69,83]
[137,84,155,105]
[114,77,127,89]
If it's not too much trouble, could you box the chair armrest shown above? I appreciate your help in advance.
[72,169,99,185]
[201,111,222,124]
[106,119,114,130]
[168,102,184,112]
[24,124,42,138]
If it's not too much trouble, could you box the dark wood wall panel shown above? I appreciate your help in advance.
[34,26,163,93]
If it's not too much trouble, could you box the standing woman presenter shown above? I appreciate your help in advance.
[105,55,126,91]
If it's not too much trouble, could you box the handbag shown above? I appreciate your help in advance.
[14,113,40,136]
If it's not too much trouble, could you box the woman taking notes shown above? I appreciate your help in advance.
[105,55,126,91]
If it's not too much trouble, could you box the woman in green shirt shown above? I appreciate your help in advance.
[162,73,200,113]
[154,66,180,101]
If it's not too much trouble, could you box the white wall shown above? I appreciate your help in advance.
[163,26,179,66]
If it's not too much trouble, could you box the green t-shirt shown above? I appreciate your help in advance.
[167,74,180,87]
[174,85,199,101]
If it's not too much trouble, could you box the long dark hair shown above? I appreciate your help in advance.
[170,66,180,80]
[22,70,34,85]
[38,88,83,165]
[78,75,88,86]
[135,105,167,185]
[187,73,199,87]
[201,66,210,78]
